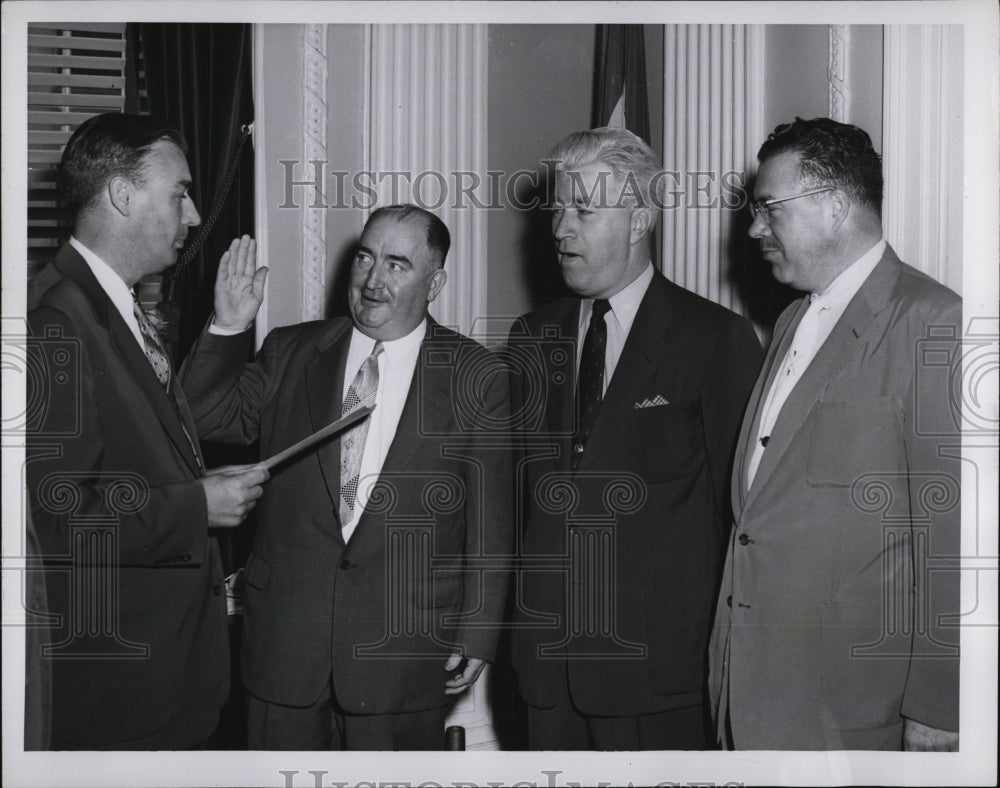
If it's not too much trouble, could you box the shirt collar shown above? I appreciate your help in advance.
[582,262,654,333]
[814,239,886,305]
[351,318,427,363]
[70,236,134,302]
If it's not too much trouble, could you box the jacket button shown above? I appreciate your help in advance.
[212,583,223,596]
[340,559,351,570]
[573,443,584,454]
[726,595,732,607]
[737,533,752,546]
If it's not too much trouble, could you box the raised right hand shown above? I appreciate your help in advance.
[213,235,267,331]
[201,463,270,527]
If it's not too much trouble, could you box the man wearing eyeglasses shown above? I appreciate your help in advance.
[708,117,962,750]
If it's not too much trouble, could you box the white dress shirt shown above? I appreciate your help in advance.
[69,236,145,349]
[747,239,886,487]
[576,262,654,394]
[343,320,426,541]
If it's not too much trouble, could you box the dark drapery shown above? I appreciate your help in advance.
[593,24,656,267]
[135,25,255,748]
[135,23,254,365]
[593,24,651,144]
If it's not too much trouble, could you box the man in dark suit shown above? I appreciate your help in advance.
[508,127,762,750]
[26,113,268,749]
[708,117,962,750]
[179,204,513,750]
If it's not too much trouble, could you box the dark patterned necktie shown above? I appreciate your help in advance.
[573,299,611,470]
[339,341,384,526]
[132,293,171,391]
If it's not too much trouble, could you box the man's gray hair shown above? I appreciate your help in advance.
[547,127,663,210]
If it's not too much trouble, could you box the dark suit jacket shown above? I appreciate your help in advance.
[179,318,513,714]
[26,245,228,749]
[509,272,762,716]
[708,247,962,749]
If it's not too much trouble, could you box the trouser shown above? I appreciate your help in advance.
[246,681,449,751]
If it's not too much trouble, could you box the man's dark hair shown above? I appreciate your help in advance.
[59,112,188,216]
[367,204,451,267]
[758,117,883,212]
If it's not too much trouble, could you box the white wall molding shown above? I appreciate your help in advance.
[882,25,963,293]
[661,24,765,317]
[301,23,329,321]
[366,24,488,336]
[252,23,269,348]
[828,25,850,122]
[366,23,494,747]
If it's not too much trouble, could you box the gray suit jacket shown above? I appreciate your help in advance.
[708,246,962,749]
[180,318,513,713]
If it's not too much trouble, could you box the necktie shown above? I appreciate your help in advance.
[572,299,611,470]
[132,293,171,391]
[339,341,384,526]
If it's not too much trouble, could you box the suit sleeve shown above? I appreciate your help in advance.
[178,326,284,444]
[700,316,764,537]
[453,345,515,662]
[899,299,962,732]
[27,306,208,567]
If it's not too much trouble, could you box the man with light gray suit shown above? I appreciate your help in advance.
[709,117,962,751]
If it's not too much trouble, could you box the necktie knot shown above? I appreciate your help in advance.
[591,299,612,322]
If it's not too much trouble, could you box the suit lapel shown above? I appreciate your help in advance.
[56,247,203,476]
[574,275,674,475]
[732,297,809,515]
[546,302,579,471]
[381,321,452,477]
[742,250,903,514]
[304,323,352,525]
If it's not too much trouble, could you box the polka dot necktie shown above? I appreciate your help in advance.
[339,341,384,527]
[573,299,611,470]
[132,292,171,391]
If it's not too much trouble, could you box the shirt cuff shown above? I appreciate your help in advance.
[209,320,251,336]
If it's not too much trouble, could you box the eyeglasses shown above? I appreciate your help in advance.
[748,187,835,223]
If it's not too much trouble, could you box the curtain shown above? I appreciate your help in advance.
[593,24,651,144]
[593,24,656,266]
[135,23,254,365]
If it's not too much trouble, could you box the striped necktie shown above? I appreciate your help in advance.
[132,293,171,391]
[339,341,383,527]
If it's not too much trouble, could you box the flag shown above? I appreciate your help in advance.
[594,24,651,144]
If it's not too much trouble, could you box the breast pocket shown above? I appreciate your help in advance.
[632,403,702,483]
[807,398,904,487]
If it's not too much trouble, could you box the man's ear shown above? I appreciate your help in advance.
[107,176,133,217]
[629,205,654,245]
[426,268,448,303]
[828,188,850,230]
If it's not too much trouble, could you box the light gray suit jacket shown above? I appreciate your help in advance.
[708,246,962,749]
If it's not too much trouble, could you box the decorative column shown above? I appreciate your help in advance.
[882,25,964,294]
[301,23,329,321]
[828,25,850,122]
[364,24,489,336]
[661,25,765,317]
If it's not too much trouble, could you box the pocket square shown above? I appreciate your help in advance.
[634,394,670,409]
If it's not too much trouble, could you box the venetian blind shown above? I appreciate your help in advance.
[27,23,129,275]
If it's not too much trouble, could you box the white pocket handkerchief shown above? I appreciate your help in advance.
[634,394,669,409]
